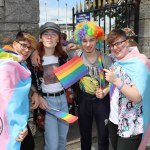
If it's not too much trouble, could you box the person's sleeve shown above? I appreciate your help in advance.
[66,49,83,59]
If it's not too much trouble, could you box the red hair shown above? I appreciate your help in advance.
[37,34,66,63]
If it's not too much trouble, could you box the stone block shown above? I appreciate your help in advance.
[0,7,4,19]
[20,23,39,38]
[139,20,150,38]
[140,0,150,19]
[0,23,19,31]
[0,0,4,6]
[139,37,150,57]
[0,0,39,45]
[0,31,17,45]
[5,1,39,23]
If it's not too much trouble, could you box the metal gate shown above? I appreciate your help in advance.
[72,0,141,52]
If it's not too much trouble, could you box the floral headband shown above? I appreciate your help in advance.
[122,28,137,38]
[74,21,105,49]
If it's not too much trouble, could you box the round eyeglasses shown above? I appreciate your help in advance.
[17,41,33,53]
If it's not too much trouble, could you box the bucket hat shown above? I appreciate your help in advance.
[40,22,61,35]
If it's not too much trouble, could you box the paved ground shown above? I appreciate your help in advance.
[34,120,150,150]
[34,121,112,150]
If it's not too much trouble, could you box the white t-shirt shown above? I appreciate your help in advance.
[109,88,119,125]
[41,55,64,93]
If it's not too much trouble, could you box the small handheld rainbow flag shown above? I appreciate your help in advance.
[54,56,88,89]
[46,108,78,124]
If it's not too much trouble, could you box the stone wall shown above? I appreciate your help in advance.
[0,0,39,45]
[139,0,150,57]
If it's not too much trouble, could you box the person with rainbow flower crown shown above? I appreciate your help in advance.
[73,21,112,150]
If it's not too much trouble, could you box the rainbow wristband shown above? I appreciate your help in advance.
[118,82,124,91]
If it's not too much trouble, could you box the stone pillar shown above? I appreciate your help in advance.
[0,0,39,45]
[139,0,150,57]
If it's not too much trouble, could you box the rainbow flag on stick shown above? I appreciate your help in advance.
[46,108,78,123]
[54,56,88,89]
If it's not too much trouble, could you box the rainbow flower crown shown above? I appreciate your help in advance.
[74,21,105,49]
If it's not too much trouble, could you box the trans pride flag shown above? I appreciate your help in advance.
[0,49,31,150]
[111,48,150,148]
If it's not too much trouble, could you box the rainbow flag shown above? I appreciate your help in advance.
[0,49,22,62]
[0,49,31,150]
[46,108,78,123]
[54,56,88,89]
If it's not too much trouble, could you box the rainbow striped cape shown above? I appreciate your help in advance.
[0,49,31,150]
[112,48,150,137]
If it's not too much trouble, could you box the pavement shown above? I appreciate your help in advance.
[34,120,104,150]
[34,120,150,150]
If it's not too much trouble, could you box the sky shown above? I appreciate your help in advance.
[39,0,84,25]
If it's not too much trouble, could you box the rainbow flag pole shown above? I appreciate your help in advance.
[46,107,78,124]
[98,53,105,90]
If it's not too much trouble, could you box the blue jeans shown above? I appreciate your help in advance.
[44,93,69,150]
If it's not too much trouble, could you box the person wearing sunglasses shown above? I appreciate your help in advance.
[0,31,38,150]
[101,29,150,150]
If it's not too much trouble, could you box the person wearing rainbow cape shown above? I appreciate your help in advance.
[0,31,38,150]
[73,21,112,150]
[102,29,150,150]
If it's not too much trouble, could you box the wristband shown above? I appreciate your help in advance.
[118,82,124,91]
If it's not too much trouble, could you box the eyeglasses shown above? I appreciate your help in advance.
[107,39,127,49]
[42,32,58,38]
[17,41,33,53]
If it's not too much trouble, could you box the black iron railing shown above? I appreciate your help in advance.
[72,0,140,52]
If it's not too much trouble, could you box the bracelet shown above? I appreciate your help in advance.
[118,82,124,91]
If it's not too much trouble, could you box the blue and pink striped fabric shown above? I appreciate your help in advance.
[0,50,31,150]
[112,48,150,140]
